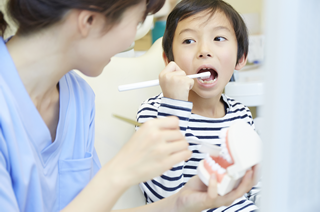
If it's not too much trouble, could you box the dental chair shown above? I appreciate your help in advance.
[77,37,164,209]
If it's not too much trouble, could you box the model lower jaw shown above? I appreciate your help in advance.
[203,131,234,181]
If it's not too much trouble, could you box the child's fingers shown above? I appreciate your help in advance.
[222,170,254,206]
[252,164,261,185]
[163,61,182,73]
[207,174,218,199]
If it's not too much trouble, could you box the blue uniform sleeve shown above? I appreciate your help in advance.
[0,130,19,211]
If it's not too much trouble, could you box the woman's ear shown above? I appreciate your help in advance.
[162,52,170,65]
[77,10,99,37]
[235,54,247,70]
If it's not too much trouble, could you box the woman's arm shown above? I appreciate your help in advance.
[62,116,192,212]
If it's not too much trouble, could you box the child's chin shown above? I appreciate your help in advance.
[192,88,222,99]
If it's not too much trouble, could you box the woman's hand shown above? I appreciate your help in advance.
[159,61,194,101]
[107,116,192,187]
[173,165,259,212]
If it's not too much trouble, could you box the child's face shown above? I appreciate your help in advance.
[171,10,245,99]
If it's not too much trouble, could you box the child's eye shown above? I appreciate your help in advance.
[214,37,226,41]
[183,39,195,44]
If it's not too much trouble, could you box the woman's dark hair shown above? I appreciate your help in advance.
[0,0,165,37]
[163,0,248,65]
[0,11,8,37]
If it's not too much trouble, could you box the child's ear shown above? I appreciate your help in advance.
[235,54,247,70]
[162,52,170,65]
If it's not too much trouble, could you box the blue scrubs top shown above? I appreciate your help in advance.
[0,37,101,212]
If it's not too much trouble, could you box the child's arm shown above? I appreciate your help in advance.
[136,61,194,134]
[135,62,195,203]
[135,93,193,202]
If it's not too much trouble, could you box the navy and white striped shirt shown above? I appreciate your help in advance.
[136,93,260,212]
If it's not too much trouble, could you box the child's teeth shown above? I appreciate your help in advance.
[198,76,217,84]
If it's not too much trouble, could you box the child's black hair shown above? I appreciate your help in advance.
[163,0,248,65]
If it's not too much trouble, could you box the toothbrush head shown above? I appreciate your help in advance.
[198,71,211,80]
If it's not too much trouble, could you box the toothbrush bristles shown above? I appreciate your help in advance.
[201,72,211,80]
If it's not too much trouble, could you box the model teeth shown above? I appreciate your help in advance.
[205,154,226,174]
[219,128,233,164]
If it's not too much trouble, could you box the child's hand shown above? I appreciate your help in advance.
[108,116,192,187]
[159,61,194,101]
[173,165,259,212]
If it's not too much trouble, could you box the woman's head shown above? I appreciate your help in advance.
[0,0,165,77]
[0,0,164,36]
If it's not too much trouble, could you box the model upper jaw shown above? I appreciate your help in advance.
[196,65,218,83]
[203,128,234,183]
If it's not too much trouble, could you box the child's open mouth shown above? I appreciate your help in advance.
[197,68,218,84]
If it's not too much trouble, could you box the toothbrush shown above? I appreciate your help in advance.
[118,72,211,92]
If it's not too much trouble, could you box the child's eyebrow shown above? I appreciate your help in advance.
[178,26,232,36]
[178,28,196,35]
[212,26,231,33]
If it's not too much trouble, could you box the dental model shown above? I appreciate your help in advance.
[197,119,262,196]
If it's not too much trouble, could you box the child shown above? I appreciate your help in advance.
[136,0,260,211]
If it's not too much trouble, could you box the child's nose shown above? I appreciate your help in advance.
[198,52,212,58]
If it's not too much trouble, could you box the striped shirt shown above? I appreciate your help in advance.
[136,93,260,212]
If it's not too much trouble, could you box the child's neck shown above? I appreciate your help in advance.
[188,91,225,119]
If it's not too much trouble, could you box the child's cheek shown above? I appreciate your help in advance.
[220,47,238,69]
[175,51,194,74]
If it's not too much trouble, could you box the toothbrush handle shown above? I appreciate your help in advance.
[118,72,210,92]
[118,79,159,92]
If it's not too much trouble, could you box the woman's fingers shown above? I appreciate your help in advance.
[163,149,192,169]
[164,139,190,153]
[143,116,180,130]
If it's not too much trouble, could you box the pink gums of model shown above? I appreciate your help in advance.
[197,119,262,196]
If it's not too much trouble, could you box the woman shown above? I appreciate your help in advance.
[0,0,258,211]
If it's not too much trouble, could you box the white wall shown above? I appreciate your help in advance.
[261,0,320,211]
